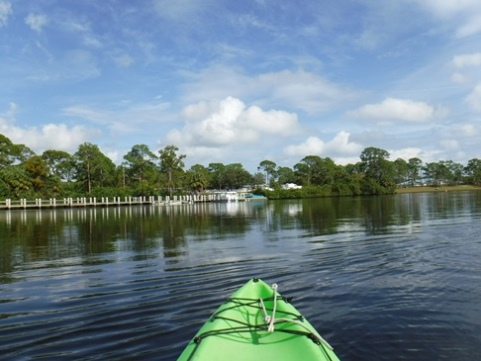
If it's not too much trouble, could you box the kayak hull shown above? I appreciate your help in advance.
[177,278,340,361]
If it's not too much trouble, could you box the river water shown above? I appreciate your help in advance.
[1,192,480,360]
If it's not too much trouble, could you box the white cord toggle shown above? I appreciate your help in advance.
[258,282,334,350]
[259,283,279,332]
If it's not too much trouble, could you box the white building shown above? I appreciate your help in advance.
[282,183,302,190]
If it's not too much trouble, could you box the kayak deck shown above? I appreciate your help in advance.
[177,278,340,361]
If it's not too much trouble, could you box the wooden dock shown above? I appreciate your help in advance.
[0,193,254,210]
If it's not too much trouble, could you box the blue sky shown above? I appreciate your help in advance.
[1,0,481,172]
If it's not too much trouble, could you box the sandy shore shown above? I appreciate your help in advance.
[396,185,481,194]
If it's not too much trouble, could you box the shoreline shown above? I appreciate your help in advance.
[396,185,481,194]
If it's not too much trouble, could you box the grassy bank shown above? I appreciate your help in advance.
[396,185,481,194]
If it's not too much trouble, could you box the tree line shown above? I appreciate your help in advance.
[1,133,480,200]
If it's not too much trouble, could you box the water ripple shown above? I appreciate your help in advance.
[1,196,481,360]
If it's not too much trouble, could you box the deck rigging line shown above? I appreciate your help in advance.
[185,283,334,361]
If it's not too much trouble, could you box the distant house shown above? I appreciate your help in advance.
[282,183,302,190]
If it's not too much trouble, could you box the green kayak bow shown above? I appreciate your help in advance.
[177,278,340,361]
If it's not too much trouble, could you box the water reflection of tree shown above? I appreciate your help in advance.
[162,213,186,261]
[360,196,394,235]
[1,194,479,280]
[0,204,276,278]
[360,195,425,235]
[299,198,340,236]
[161,203,253,261]
[268,199,341,237]
[268,195,427,237]
[0,209,79,278]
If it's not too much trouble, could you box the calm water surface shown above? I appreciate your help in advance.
[1,192,481,360]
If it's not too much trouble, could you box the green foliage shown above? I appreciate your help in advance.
[186,164,210,192]
[208,163,226,189]
[131,180,156,197]
[224,163,253,189]
[332,181,361,197]
[359,147,397,194]
[442,160,464,185]
[393,158,409,185]
[407,157,422,186]
[42,149,75,182]
[258,160,277,185]
[58,181,80,198]
[252,172,265,187]
[465,158,481,186]
[294,155,321,185]
[123,144,158,186]
[74,143,116,195]
[159,145,186,197]
[361,177,387,195]
[91,186,131,198]
[0,166,31,198]
[0,134,15,167]
[1,131,478,201]
[206,163,253,190]
[276,166,296,185]
[0,135,35,168]
[24,156,49,191]
[0,177,9,198]
[423,162,449,186]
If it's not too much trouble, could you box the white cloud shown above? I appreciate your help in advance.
[354,29,386,50]
[417,0,481,17]
[283,131,362,158]
[82,34,102,48]
[388,147,451,164]
[450,53,481,85]
[105,150,120,164]
[114,54,134,68]
[458,123,479,136]
[61,50,100,80]
[0,104,92,153]
[0,1,11,27]
[62,99,171,134]
[258,70,359,114]
[182,100,213,120]
[284,136,324,156]
[466,83,481,111]
[451,72,468,84]
[389,147,423,161]
[240,105,299,136]
[25,13,48,32]
[412,0,481,37]
[182,67,359,114]
[167,96,299,147]
[13,124,93,152]
[56,16,102,48]
[5,101,16,119]
[440,139,460,151]
[152,0,207,19]
[328,131,363,154]
[59,18,91,33]
[62,106,110,124]
[25,49,101,82]
[347,97,435,122]
[456,14,481,37]
[452,53,481,68]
